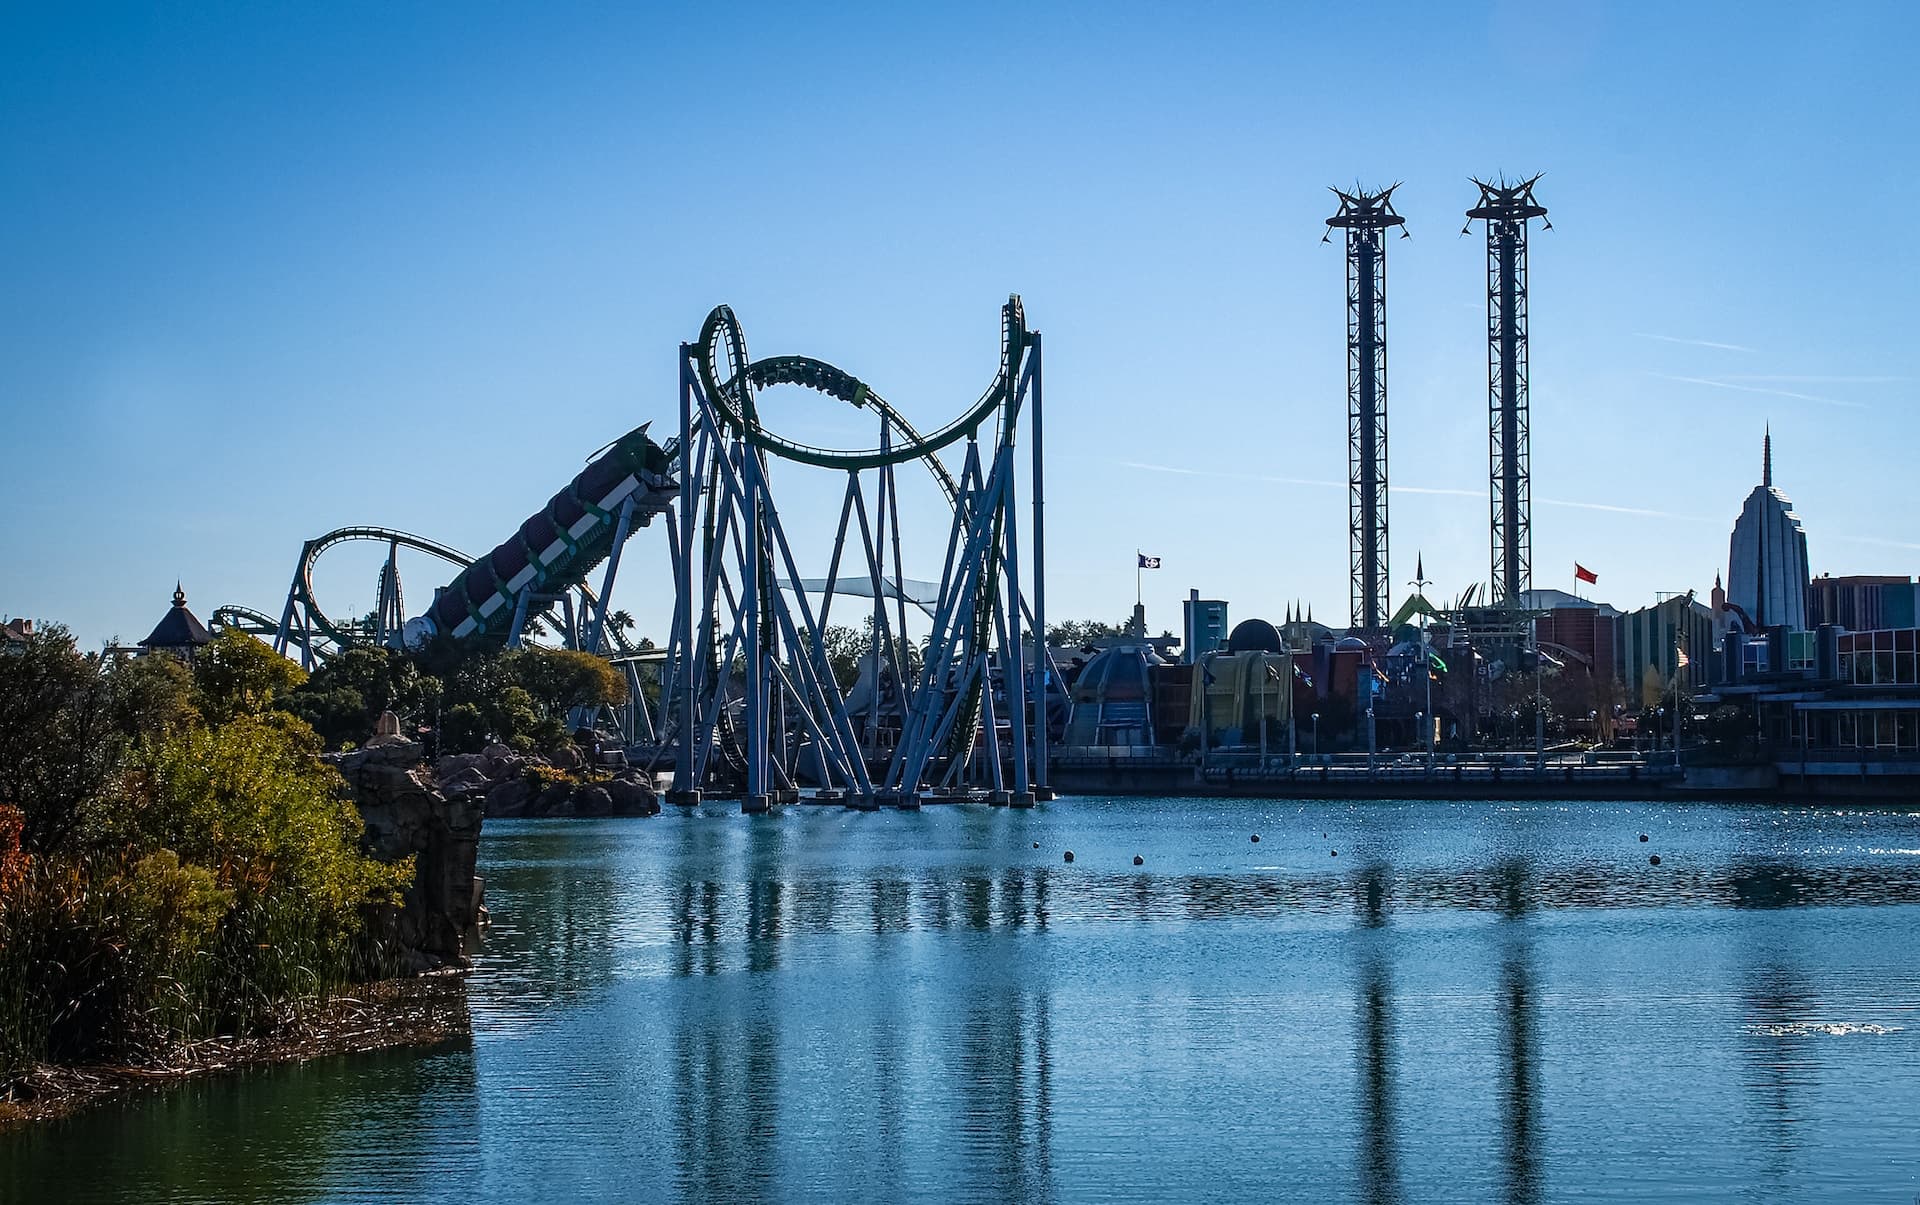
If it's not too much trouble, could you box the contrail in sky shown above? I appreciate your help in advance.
[1632,332,1754,353]
[1118,461,1702,521]
[1539,497,1712,522]
[1651,374,1867,410]
[1714,374,1908,384]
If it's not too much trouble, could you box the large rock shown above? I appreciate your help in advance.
[534,783,574,817]
[483,777,534,818]
[435,752,490,780]
[548,744,584,772]
[438,765,493,796]
[573,785,614,817]
[607,776,660,817]
[328,742,482,971]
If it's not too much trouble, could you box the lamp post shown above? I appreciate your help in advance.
[1312,711,1320,761]
[1410,557,1434,768]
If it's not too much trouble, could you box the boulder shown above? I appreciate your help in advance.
[607,777,660,817]
[435,752,490,780]
[483,777,534,818]
[548,744,584,772]
[573,785,614,818]
[534,783,575,817]
[439,766,493,795]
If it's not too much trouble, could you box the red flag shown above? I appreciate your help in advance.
[1574,563,1598,585]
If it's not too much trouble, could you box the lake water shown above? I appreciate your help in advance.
[7,797,1920,1203]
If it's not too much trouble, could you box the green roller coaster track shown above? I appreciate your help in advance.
[695,296,1030,489]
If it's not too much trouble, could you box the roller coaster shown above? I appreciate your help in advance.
[216,298,1055,809]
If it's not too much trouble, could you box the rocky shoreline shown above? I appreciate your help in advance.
[430,740,662,820]
[0,974,471,1129]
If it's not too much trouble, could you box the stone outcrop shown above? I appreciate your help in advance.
[325,736,660,975]
[429,746,660,820]
[329,737,482,973]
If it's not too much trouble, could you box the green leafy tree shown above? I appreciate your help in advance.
[503,647,628,716]
[1046,619,1127,647]
[192,629,306,723]
[288,646,442,747]
[0,625,121,854]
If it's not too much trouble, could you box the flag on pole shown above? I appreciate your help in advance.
[1137,554,1161,569]
[1574,563,1598,585]
[1675,643,1689,669]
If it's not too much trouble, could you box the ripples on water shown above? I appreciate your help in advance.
[7,797,1920,1204]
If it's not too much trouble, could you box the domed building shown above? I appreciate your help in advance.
[1063,644,1162,747]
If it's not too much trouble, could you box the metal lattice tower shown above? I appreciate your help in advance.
[1326,185,1406,634]
[1466,176,1549,607]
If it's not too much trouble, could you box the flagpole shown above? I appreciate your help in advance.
[1135,551,1142,609]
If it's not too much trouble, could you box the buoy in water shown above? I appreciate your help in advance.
[1331,850,1339,857]
[1639,833,1649,842]
[1064,850,1075,863]
[1133,855,1144,866]
[1251,834,1261,843]
[1649,854,1662,866]
[1033,841,1040,849]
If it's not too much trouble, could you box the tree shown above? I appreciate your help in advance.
[193,629,306,723]
[503,647,628,717]
[1045,619,1126,647]
[0,626,122,853]
[288,645,442,747]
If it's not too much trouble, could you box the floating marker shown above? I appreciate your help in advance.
[1133,855,1144,866]
[1064,850,1075,863]
[1649,854,1662,866]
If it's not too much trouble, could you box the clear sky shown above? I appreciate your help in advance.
[4,1,1916,649]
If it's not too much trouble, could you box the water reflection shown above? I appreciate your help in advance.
[1495,860,1542,1205]
[668,1010,781,1204]
[1740,959,1817,1190]
[957,984,1055,1203]
[1354,864,1401,1205]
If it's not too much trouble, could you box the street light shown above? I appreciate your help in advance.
[1410,556,1435,768]
[1312,711,1320,761]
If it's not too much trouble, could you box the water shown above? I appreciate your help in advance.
[8,797,1920,1203]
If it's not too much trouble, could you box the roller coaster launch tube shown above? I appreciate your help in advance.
[422,424,676,646]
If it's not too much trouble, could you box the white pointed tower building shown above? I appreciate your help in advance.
[1726,428,1810,631]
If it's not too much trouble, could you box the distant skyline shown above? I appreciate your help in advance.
[3,2,1916,648]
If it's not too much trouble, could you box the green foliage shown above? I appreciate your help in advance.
[1046,618,1127,647]
[440,702,488,754]
[503,647,628,715]
[193,629,306,723]
[0,624,126,854]
[287,645,440,748]
[0,633,409,1080]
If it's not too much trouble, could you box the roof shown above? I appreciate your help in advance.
[139,584,213,649]
[1518,588,1622,617]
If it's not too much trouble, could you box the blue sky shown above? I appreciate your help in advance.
[3,1,1916,648]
